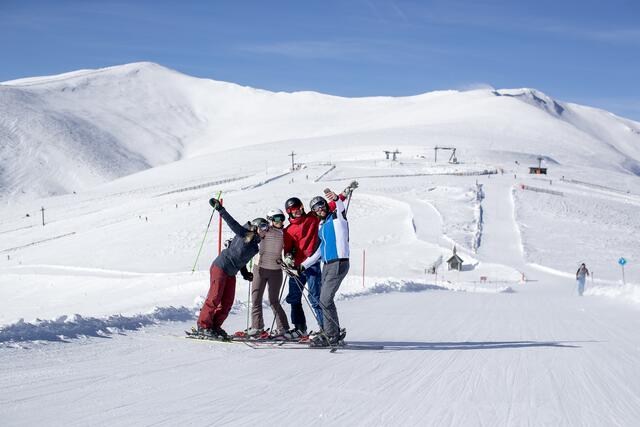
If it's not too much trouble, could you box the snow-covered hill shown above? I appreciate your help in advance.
[2,62,640,201]
[2,63,640,426]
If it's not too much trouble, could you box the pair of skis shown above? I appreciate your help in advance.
[185,330,382,352]
[184,328,309,345]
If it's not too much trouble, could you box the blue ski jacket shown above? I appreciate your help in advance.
[302,198,349,269]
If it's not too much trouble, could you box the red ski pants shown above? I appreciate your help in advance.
[197,264,236,329]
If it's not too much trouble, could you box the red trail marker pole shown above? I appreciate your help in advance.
[217,199,224,255]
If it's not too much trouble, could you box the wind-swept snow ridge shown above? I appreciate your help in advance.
[0,306,196,344]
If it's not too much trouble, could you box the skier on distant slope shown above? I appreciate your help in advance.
[194,198,270,340]
[299,181,358,348]
[576,263,590,296]
[243,208,290,338]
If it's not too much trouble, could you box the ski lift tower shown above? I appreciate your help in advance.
[434,146,458,164]
[529,156,547,174]
[383,149,401,161]
[288,151,296,171]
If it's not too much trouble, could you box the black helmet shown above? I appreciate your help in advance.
[309,196,328,212]
[285,197,303,214]
[250,217,270,232]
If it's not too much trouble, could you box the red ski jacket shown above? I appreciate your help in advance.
[283,196,344,265]
[283,213,320,265]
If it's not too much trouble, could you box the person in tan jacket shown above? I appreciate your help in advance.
[245,208,290,337]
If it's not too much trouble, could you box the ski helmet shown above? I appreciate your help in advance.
[309,196,328,213]
[250,217,270,232]
[285,197,303,215]
[266,208,285,223]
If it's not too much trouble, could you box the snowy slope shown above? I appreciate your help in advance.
[2,62,640,201]
[1,64,640,426]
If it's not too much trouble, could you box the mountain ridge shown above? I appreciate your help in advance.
[1,62,639,201]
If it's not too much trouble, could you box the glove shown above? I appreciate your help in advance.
[240,268,254,282]
[283,254,295,268]
[209,198,222,211]
[296,265,306,276]
[343,181,359,196]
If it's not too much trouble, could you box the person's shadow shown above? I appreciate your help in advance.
[345,340,589,351]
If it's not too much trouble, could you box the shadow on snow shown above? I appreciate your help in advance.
[347,340,590,351]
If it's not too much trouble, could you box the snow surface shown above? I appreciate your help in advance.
[1,63,640,426]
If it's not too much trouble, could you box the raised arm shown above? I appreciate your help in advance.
[210,198,248,237]
[219,208,249,237]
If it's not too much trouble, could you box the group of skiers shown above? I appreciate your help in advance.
[195,181,358,347]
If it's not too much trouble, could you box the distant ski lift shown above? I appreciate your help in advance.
[434,146,458,164]
[383,149,401,161]
[529,156,547,174]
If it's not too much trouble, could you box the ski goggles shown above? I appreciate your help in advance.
[257,222,270,232]
[286,205,303,214]
[270,214,286,223]
[311,202,327,213]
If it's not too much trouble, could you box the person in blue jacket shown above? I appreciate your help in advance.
[299,181,357,347]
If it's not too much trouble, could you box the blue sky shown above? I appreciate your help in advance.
[2,0,639,120]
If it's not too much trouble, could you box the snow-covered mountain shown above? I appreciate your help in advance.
[3,63,640,425]
[1,62,639,201]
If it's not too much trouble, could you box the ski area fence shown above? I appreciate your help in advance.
[519,184,564,196]
[156,175,251,197]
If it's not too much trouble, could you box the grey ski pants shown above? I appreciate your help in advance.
[251,266,289,331]
[320,259,350,339]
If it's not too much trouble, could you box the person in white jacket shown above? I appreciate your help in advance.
[299,182,357,347]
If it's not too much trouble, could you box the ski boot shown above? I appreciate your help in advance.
[235,327,267,339]
[309,334,330,348]
[189,326,217,339]
[213,326,230,341]
[283,328,305,341]
[270,329,289,340]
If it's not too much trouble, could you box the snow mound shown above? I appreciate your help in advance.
[339,278,515,299]
[587,283,640,304]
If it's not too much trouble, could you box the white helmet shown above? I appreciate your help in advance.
[266,208,285,223]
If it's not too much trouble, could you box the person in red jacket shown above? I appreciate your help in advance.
[282,197,323,337]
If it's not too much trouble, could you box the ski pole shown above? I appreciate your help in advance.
[283,261,343,332]
[345,190,354,215]
[217,198,224,256]
[246,258,253,334]
[290,271,342,333]
[269,273,288,334]
[191,191,222,274]
[285,269,337,353]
